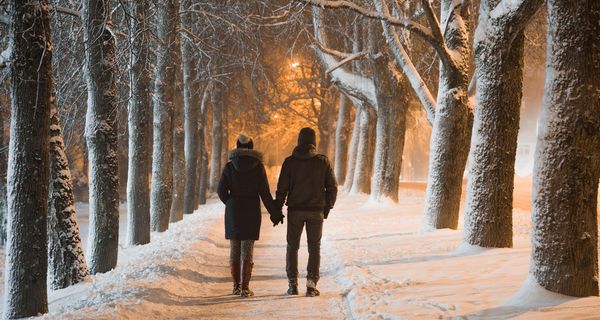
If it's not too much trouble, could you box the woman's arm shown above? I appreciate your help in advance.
[217,164,230,204]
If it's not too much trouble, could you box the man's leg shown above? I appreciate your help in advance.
[305,211,324,297]
[286,211,305,295]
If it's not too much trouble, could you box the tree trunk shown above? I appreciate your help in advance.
[182,44,200,215]
[530,0,600,297]
[48,107,89,290]
[318,98,336,159]
[197,86,210,205]
[464,0,542,248]
[0,97,7,246]
[151,0,179,232]
[208,85,224,193]
[83,0,120,274]
[4,0,53,316]
[170,45,185,223]
[369,52,409,203]
[334,94,352,186]
[351,107,375,194]
[221,100,229,170]
[343,107,361,193]
[127,0,152,246]
[422,0,473,230]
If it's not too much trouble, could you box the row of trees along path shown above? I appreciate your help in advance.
[0,0,598,318]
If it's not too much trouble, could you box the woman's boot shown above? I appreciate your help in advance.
[230,261,241,295]
[240,260,254,297]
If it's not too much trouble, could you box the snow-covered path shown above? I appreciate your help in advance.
[19,180,600,319]
[40,199,347,319]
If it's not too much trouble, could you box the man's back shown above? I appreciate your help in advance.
[276,144,337,211]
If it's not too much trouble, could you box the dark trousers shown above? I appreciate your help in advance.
[286,210,324,282]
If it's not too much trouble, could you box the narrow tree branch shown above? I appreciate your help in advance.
[420,0,444,45]
[325,51,367,74]
[299,0,440,48]
[55,6,82,18]
[0,15,8,26]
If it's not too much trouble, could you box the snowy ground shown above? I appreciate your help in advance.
[1,179,600,319]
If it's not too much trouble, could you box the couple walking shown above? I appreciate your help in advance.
[217,127,338,298]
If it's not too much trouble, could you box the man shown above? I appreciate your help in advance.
[275,127,338,297]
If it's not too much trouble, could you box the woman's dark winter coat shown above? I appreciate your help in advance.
[217,149,277,240]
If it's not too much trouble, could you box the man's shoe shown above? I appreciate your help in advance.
[306,287,320,297]
[287,278,299,295]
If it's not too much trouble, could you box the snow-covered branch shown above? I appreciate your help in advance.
[325,51,367,74]
[374,0,435,124]
[0,15,8,26]
[312,6,378,109]
[0,47,12,69]
[301,0,440,49]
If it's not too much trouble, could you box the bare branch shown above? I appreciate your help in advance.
[325,50,367,73]
[299,0,440,47]
[55,6,82,19]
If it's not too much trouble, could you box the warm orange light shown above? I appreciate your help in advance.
[290,61,299,68]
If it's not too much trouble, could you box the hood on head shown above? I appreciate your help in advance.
[292,144,318,160]
[229,148,263,172]
[298,127,317,146]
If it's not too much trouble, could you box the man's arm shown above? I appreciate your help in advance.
[324,157,338,210]
[275,159,290,210]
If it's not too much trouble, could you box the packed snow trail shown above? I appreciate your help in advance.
[17,179,600,319]
[41,200,347,319]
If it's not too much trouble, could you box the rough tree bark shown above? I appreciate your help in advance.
[208,84,224,193]
[182,39,200,215]
[530,0,600,297]
[151,0,179,232]
[420,0,473,230]
[4,0,52,316]
[48,106,89,290]
[317,98,336,159]
[83,0,120,274]
[0,97,7,246]
[334,93,352,186]
[369,48,409,202]
[127,0,152,246]
[464,0,543,248]
[343,108,361,193]
[351,107,376,194]
[170,44,185,223]
[197,85,211,205]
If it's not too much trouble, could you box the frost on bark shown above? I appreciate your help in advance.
[0,98,7,246]
[334,93,352,186]
[317,97,336,159]
[369,50,409,202]
[48,107,89,290]
[208,84,224,193]
[170,41,185,223]
[464,0,542,248]
[127,0,152,246]
[83,0,120,274]
[530,0,600,297]
[420,0,473,230]
[197,84,211,206]
[351,107,376,194]
[151,0,179,232]
[4,0,52,316]
[343,108,360,193]
[182,39,200,215]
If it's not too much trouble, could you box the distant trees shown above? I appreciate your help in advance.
[4,0,53,317]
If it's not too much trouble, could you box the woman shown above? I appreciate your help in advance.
[217,134,284,297]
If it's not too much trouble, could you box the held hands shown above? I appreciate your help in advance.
[324,207,331,219]
[270,212,285,226]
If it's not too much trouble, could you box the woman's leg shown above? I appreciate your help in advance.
[229,240,242,294]
[240,240,255,297]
